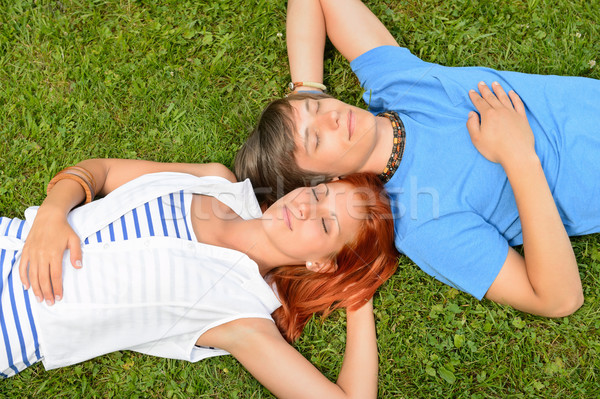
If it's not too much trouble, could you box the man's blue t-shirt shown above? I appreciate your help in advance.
[351,45,600,299]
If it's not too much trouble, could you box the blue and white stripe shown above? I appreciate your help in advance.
[84,190,194,245]
[0,189,193,378]
[0,217,41,378]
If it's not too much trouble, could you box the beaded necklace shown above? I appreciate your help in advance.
[377,111,406,183]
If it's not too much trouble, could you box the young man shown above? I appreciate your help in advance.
[235,0,600,317]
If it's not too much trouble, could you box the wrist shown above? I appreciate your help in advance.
[288,81,327,92]
[347,299,374,317]
[291,88,324,95]
[501,151,540,176]
[36,202,70,219]
[41,178,87,216]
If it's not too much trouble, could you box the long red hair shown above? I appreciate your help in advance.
[265,173,398,342]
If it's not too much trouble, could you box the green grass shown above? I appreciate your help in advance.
[1,0,599,397]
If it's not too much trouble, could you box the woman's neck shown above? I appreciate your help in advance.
[191,195,290,276]
[205,218,290,277]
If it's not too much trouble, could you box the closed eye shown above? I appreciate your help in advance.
[311,188,319,201]
[321,218,328,233]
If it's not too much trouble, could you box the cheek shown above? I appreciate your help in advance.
[297,228,329,252]
[295,153,318,171]
[319,144,345,166]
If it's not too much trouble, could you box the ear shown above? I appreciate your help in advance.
[306,259,338,273]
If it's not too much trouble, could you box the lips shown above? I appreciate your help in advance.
[347,110,354,141]
[283,205,292,230]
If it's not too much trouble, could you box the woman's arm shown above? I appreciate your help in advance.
[198,300,377,399]
[19,159,235,305]
[467,82,583,317]
[77,159,235,197]
[287,0,398,93]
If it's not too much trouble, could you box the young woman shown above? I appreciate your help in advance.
[235,0,600,318]
[1,159,397,399]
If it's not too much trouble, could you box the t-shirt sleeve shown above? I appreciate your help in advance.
[350,45,434,113]
[397,211,509,300]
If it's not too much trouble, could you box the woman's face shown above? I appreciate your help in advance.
[290,97,379,177]
[261,181,367,268]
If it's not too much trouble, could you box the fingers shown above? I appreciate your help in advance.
[469,81,508,111]
[19,248,45,303]
[19,254,30,289]
[488,82,513,108]
[26,258,42,303]
[477,81,501,106]
[466,111,481,138]
[473,81,527,119]
[468,88,491,113]
[38,253,61,305]
[69,235,83,269]
[26,253,62,305]
[49,255,63,303]
[509,90,526,116]
[28,236,80,305]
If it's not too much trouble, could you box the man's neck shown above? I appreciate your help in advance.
[362,115,394,175]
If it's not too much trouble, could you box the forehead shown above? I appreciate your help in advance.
[290,100,310,169]
[326,182,370,225]
[289,99,307,152]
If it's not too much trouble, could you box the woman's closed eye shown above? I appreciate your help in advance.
[310,188,327,232]
[321,218,328,234]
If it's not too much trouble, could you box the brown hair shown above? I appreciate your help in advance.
[265,173,398,343]
[234,92,336,206]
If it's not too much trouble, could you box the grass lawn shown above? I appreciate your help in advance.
[1,0,599,397]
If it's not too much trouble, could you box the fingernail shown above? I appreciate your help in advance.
[492,81,499,86]
[46,299,53,306]
[479,81,485,86]
[36,296,42,303]
[55,295,62,301]
[75,260,82,268]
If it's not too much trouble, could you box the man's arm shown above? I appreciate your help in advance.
[287,0,398,93]
[467,82,583,317]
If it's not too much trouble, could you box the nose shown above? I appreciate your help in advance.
[297,201,312,220]
[295,190,320,219]
[319,110,339,130]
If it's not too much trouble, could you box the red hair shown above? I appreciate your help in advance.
[265,173,398,342]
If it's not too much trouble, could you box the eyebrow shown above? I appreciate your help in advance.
[303,100,310,154]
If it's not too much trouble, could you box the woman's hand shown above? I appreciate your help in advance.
[18,159,234,306]
[19,204,82,305]
[467,82,536,166]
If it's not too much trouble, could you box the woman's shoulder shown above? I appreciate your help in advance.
[191,163,236,182]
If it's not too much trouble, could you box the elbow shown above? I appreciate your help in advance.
[543,290,584,318]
